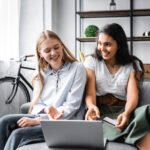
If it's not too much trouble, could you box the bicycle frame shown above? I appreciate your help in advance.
[19,66,35,90]
[2,55,35,104]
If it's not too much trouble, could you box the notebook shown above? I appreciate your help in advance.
[41,120,104,149]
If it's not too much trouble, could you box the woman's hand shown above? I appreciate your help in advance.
[85,105,100,120]
[17,117,40,127]
[115,112,130,131]
[44,106,64,120]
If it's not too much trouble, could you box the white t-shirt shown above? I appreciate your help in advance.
[84,56,135,100]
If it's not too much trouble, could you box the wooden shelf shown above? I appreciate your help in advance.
[76,37,97,42]
[133,9,150,16]
[76,10,130,18]
[131,36,150,41]
[76,36,150,42]
[76,9,150,18]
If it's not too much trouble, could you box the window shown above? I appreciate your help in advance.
[0,0,19,60]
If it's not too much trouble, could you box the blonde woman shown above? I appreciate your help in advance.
[0,30,86,150]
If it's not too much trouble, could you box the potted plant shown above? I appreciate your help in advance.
[84,25,99,37]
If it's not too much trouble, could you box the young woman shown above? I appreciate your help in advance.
[84,23,150,149]
[0,30,86,150]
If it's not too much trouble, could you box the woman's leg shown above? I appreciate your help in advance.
[0,114,34,150]
[4,125,44,150]
[137,132,150,150]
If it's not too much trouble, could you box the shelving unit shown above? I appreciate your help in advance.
[75,0,150,78]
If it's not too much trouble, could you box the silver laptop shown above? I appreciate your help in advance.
[41,120,104,149]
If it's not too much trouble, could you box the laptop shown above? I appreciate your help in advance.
[41,120,105,149]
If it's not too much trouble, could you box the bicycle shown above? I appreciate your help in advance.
[0,54,35,116]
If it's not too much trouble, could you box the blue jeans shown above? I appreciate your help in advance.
[0,114,45,150]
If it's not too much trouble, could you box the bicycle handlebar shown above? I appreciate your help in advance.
[20,54,35,61]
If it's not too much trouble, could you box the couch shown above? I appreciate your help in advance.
[17,80,150,150]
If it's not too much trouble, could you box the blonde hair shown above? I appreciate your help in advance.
[29,30,77,113]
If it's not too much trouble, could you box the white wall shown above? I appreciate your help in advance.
[19,0,75,57]
[19,0,52,57]
[52,0,76,55]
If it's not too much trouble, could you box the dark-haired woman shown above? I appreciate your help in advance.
[84,23,150,149]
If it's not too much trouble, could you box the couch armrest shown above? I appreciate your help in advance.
[20,102,31,114]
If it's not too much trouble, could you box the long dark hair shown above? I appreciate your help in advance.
[94,23,144,81]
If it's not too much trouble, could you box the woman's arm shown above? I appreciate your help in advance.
[125,72,139,116]
[115,71,139,130]
[85,68,100,120]
[85,68,96,107]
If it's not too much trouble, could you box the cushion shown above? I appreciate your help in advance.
[17,141,137,150]
[139,81,150,106]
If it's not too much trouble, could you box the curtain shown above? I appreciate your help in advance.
[0,0,19,61]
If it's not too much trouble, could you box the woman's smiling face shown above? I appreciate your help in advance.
[39,38,64,69]
[97,33,118,62]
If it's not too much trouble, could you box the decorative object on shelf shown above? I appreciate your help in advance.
[79,50,85,62]
[143,31,150,36]
[84,25,99,37]
[109,0,116,11]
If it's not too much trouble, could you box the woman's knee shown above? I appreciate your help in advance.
[0,114,13,126]
[0,114,24,131]
[0,114,30,125]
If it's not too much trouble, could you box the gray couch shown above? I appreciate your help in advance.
[17,80,150,150]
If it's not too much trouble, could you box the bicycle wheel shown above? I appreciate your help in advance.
[0,77,31,116]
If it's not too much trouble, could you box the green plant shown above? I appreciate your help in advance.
[84,25,99,37]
